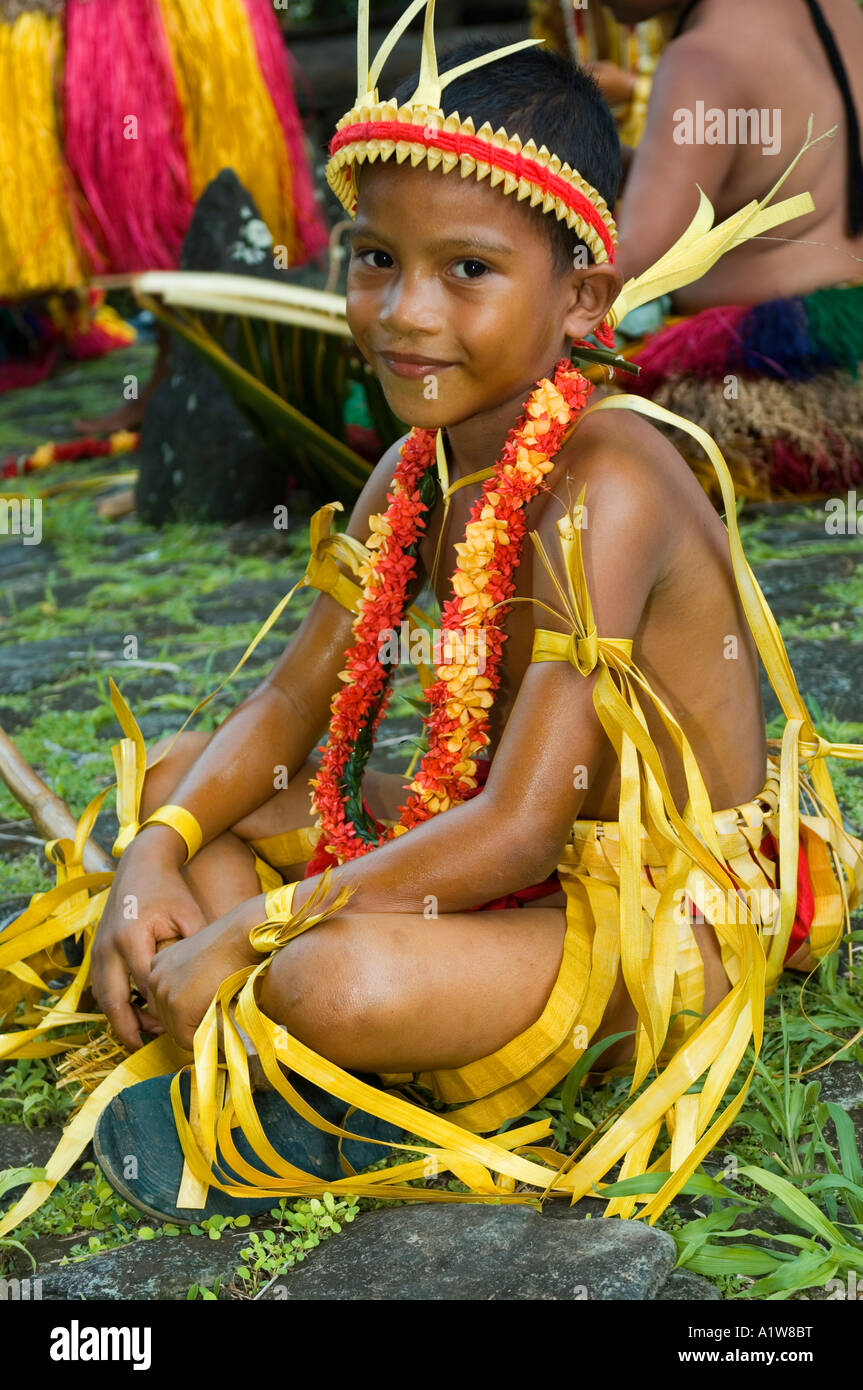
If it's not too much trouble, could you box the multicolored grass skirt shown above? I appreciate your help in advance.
[0,289,135,394]
[625,283,863,500]
[0,0,326,301]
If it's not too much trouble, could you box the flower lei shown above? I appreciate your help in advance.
[308,358,592,869]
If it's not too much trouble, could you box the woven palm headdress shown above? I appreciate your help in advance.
[325,0,830,348]
[327,1,617,261]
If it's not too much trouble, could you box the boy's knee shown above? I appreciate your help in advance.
[263,923,396,1063]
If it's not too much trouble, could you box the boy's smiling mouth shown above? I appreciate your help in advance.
[377,350,456,379]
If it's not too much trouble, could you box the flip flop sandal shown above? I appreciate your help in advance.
[94,1069,405,1224]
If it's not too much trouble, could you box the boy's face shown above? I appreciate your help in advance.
[346,162,619,431]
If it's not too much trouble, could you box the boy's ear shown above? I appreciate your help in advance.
[563,263,624,340]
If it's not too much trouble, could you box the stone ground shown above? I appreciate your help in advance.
[1,347,863,1300]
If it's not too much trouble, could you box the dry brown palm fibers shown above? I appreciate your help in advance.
[641,371,863,501]
[56,1032,131,1099]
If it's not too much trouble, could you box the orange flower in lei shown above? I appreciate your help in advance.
[307,359,591,870]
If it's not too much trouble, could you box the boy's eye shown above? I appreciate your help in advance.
[451,258,490,280]
[354,248,394,269]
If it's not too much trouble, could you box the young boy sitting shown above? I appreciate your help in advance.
[3,11,861,1228]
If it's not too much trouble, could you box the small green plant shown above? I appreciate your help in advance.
[0,1058,78,1128]
[602,1121,863,1301]
[0,1166,46,1270]
[234,1194,359,1297]
[186,1278,222,1300]
[188,1213,252,1239]
[20,1163,138,1244]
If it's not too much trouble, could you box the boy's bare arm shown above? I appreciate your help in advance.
[92,438,408,1048]
[136,438,410,862]
[616,36,739,283]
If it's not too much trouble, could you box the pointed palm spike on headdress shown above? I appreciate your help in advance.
[437,40,544,96]
[359,0,542,109]
[412,0,541,107]
[410,0,442,107]
[362,0,429,104]
[358,0,370,102]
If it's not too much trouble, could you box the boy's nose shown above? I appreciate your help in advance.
[379,272,443,337]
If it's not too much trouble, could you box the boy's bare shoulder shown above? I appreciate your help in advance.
[554,402,685,527]
[531,406,689,639]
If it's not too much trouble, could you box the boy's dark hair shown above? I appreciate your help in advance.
[393,37,621,273]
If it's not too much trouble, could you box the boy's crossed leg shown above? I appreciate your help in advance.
[139,731,731,1079]
[141,732,575,1071]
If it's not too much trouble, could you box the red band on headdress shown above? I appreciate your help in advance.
[329,119,616,263]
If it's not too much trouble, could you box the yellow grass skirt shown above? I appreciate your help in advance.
[235,748,859,1226]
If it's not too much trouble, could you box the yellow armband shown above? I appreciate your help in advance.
[139,804,203,864]
[264,881,299,923]
[249,881,303,955]
[249,869,354,954]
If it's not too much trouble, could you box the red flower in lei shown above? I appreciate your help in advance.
[309,358,592,867]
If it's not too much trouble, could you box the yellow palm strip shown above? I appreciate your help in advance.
[427,429,498,602]
[172,878,558,1195]
[607,116,834,328]
[0,927,100,1062]
[577,660,742,1055]
[0,876,111,957]
[603,1118,663,1218]
[587,394,863,964]
[529,495,726,863]
[533,590,744,1084]
[175,973,554,1203]
[669,1092,700,1172]
[540,392,863,1216]
[633,847,690,1093]
[424,878,621,1133]
[363,0,430,101]
[176,933,564,1201]
[553,972,758,1211]
[524,477,787,1212]
[410,0,540,108]
[172,877,555,1204]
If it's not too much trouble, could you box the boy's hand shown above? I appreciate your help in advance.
[147,897,266,1051]
[91,833,208,1051]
